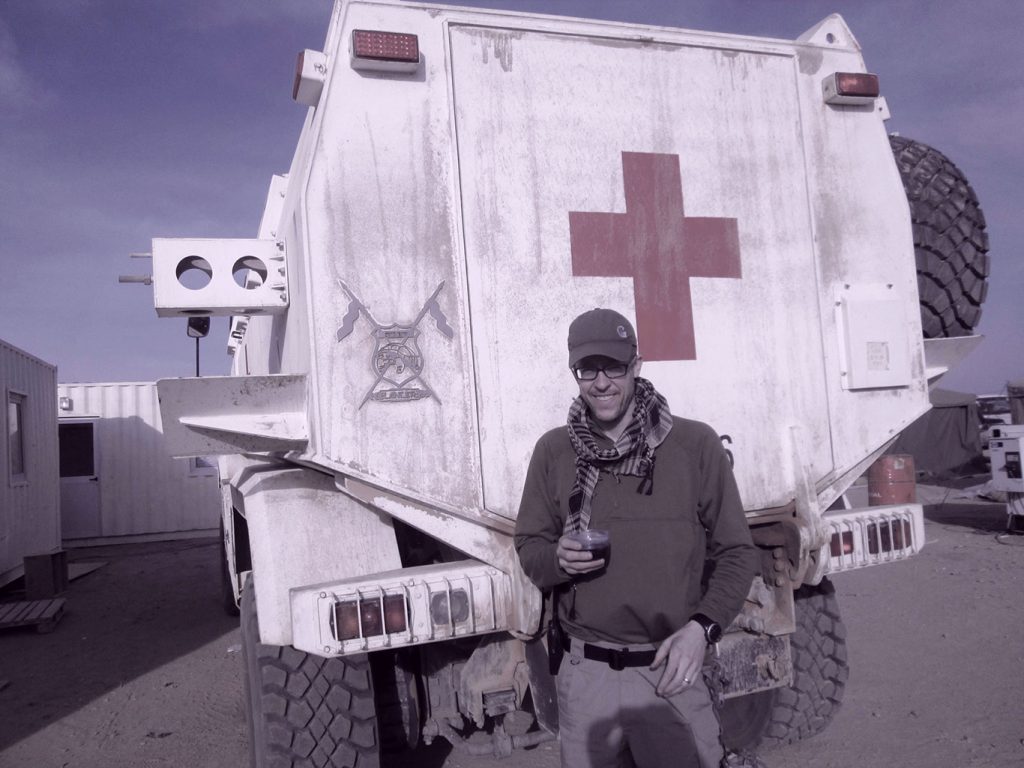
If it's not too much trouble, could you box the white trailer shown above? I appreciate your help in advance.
[143,1,991,763]
[0,339,60,588]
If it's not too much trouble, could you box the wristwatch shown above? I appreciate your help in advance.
[690,613,723,645]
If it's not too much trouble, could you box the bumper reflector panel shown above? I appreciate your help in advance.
[290,560,511,657]
[823,503,924,574]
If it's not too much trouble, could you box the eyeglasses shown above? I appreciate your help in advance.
[571,359,633,381]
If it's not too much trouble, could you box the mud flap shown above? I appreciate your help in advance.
[717,633,792,700]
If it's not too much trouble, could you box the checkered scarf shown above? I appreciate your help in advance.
[564,377,673,534]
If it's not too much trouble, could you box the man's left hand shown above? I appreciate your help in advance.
[649,620,706,697]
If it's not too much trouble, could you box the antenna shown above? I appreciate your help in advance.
[119,252,153,285]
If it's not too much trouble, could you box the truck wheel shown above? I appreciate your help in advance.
[889,135,990,338]
[240,581,380,767]
[720,578,848,750]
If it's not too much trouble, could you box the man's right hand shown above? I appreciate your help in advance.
[557,535,606,575]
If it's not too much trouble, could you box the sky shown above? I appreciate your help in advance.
[1,0,1020,395]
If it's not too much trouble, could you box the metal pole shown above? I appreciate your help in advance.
[195,337,200,377]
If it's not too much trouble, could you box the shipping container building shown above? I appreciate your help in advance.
[1,339,60,588]
[57,382,220,544]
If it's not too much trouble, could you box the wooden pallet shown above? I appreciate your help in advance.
[0,598,66,634]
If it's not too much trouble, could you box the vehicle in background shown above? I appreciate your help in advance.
[978,393,1012,461]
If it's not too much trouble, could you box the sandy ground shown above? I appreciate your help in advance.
[1,493,1022,768]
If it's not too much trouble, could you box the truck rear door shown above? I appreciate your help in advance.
[450,23,831,514]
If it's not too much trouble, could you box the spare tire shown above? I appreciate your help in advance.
[889,135,990,338]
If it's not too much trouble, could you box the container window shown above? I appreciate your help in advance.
[59,421,96,478]
[8,393,26,482]
[189,455,218,477]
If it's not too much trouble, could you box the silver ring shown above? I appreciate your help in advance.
[683,676,690,683]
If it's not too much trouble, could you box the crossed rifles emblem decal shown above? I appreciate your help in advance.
[336,280,454,407]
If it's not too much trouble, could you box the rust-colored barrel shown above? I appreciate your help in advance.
[868,454,916,506]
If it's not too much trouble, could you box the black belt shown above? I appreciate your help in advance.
[562,634,657,671]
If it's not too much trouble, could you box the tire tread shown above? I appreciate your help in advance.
[760,579,849,747]
[241,582,380,767]
[719,578,849,751]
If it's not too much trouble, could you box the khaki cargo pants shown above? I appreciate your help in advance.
[557,637,725,768]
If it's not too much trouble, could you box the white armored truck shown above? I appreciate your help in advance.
[147,1,990,764]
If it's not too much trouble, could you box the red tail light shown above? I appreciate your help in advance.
[823,72,879,105]
[829,530,854,557]
[334,594,408,641]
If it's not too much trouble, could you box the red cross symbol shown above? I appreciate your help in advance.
[569,152,742,361]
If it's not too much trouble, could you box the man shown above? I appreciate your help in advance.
[515,307,759,768]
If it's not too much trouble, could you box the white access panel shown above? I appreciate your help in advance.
[450,25,832,514]
[836,284,913,390]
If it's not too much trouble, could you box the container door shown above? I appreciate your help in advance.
[59,419,101,539]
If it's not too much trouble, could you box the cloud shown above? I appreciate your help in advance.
[940,85,1024,159]
[0,15,58,117]
[180,0,331,30]
[0,18,31,107]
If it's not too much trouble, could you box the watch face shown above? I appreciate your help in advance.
[706,622,723,643]
[691,613,722,644]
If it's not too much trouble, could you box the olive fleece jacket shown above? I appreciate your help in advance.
[514,416,758,645]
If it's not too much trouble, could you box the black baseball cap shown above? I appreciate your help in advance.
[567,308,637,367]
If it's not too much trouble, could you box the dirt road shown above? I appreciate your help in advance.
[2,495,1022,768]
